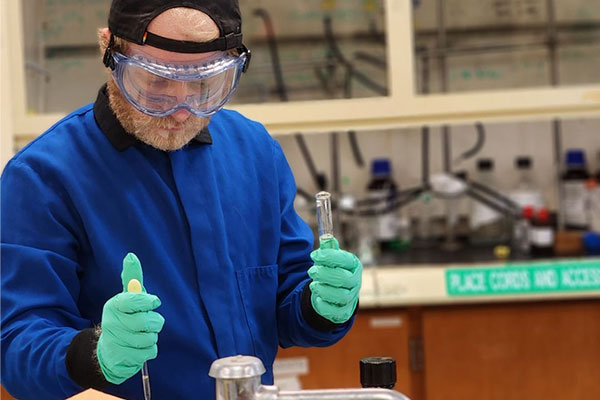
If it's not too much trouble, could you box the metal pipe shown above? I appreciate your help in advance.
[419,46,431,188]
[422,127,430,188]
[546,0,565,230]
[554,119,564,230]
[413,21,600,38]
[275,389,410,400]
[436,0,452,173]
[546,0,559,86]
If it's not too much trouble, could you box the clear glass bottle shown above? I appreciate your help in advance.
[469,159,510,245]
[512,205,535,259]
[510,156,544,210]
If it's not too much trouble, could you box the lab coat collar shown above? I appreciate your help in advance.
[93,84,213,151]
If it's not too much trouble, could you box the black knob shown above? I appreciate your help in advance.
[360,357,396,389]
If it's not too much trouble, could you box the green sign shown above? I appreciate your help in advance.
[446,260,600,296]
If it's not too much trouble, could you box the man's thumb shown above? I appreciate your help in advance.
[121,252,145,293]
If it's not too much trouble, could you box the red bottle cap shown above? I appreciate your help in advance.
[522,205,535,220]
[537,208,550,222]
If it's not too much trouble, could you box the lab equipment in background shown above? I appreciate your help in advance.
[367,159,402,251]
[561,149,590,230]
[414,192,435,247]
[469,159,510,245]
[430,173,468,251]
[338,192,359,252]
[356,218,377,267]
[509,156,544,210]
[587,179,600,233]
[530,208,555,259]
[512,205,534,259]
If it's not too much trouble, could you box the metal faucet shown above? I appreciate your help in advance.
[209,355,411,400]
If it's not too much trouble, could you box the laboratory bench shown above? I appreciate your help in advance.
[275,262,600,400]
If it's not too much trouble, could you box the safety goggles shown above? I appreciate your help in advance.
[109,47,250,117]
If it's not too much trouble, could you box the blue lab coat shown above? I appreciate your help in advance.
[1,87,353,399]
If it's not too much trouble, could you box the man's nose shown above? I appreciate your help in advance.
[171,109,192,123]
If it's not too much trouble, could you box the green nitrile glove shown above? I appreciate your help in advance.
[96,253,165,385]
[308,237,362,324]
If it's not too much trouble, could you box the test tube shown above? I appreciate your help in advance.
[128,279,151,400]
[316,191,333,242]
[142,362,151,400]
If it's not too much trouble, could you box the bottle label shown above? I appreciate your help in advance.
[591,187,600,232]
[530,227,554,246]
[369,189,397,240]
[563,181,588,227]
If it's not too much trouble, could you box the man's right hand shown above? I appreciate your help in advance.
[96,253,165,385]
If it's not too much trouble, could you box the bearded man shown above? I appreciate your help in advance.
[0,1,362,399]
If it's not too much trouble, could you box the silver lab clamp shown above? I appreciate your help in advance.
[209,355,411,400]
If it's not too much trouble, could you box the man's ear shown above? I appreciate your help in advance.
[98,28,111,52]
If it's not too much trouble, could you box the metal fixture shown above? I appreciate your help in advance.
[209,355,411,400]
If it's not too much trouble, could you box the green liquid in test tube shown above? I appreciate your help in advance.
[316,191,334,247]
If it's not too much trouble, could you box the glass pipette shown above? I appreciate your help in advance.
[316,192,334,247]
[127,279,151,400]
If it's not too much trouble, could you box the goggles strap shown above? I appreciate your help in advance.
[103,34,116,70]
[143,32,243,54]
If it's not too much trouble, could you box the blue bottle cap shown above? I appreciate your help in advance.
[583,232,600,256]
[371,158,392,176]
[565,150,586,168]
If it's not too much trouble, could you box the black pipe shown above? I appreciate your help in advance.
[466,189,520,220]
[456,122,486,163]
[295,134,327,191]
[253,9,288,102]
[296,187,315,203]
[322,17,388,96]
[331,133,340,194]
[353,51,387,69]
[254,8,327,192]
[469,180,520,211]
[347,130,365,168]
[355,186,424,207]
[343,189,424,217]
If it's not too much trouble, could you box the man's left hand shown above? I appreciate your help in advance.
[308,237,362,324]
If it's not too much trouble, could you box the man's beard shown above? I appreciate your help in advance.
[107,79,209,151]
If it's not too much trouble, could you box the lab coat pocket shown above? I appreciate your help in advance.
[235,264,278,368]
